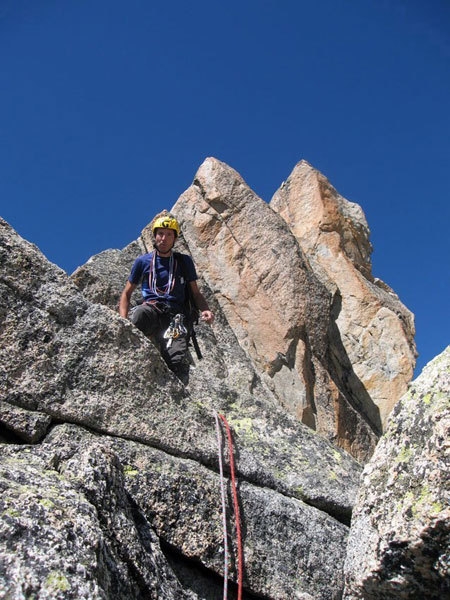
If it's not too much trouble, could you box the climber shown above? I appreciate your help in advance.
[119,211,214,383]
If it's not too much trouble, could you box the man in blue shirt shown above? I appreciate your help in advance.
[119,212,214,381]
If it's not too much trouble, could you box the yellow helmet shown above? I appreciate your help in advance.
[152,214,181,238]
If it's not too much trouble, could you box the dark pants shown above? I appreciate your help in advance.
[130,304,187,374]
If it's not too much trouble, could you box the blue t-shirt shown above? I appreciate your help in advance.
[128,251,197,312]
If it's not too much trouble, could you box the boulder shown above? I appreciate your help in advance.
[71,240,146,310]
[343,347,450,600]
[0,441,196,600]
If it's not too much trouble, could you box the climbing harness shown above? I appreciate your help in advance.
[214,411,244,600]
[163,313,187,348]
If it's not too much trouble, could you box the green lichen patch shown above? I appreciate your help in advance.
[395,445,413,464]
[398,484,444,520]
[227,416,257,441]
[39,498,56,510]
[332,449,343,463]
[3,507,21,518]
[123,464,139,477]
[45,571,70,592]
[422,393,432,405]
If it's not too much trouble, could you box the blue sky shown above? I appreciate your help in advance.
[1,0,449,376]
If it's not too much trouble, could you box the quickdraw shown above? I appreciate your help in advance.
[163,313,188,348]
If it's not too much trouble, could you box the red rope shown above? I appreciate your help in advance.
[219,413,244,600]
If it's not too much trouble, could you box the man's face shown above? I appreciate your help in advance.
[155,228,176,255]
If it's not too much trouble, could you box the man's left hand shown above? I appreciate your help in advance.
[201,310,214,324]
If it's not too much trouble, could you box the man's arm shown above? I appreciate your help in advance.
[119,280,137,318]
[188,280,214,324]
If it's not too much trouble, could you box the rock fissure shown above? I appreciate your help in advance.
[44,414,354,527]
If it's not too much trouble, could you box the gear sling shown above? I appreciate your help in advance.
[174,252,203,360]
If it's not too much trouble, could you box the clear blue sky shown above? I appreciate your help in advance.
[1,0,449,376]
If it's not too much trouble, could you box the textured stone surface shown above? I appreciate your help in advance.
[0,215,360,598]
[42,424,349,599]
[0,156,426,599]
[0,442,198,600]
[343,347,450,600]
[69,159,417,463]
[71,239,145,310]
[270,160,416,432]
[172,158,387,460]
[70,159,416,462]
[0,401,52,443]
